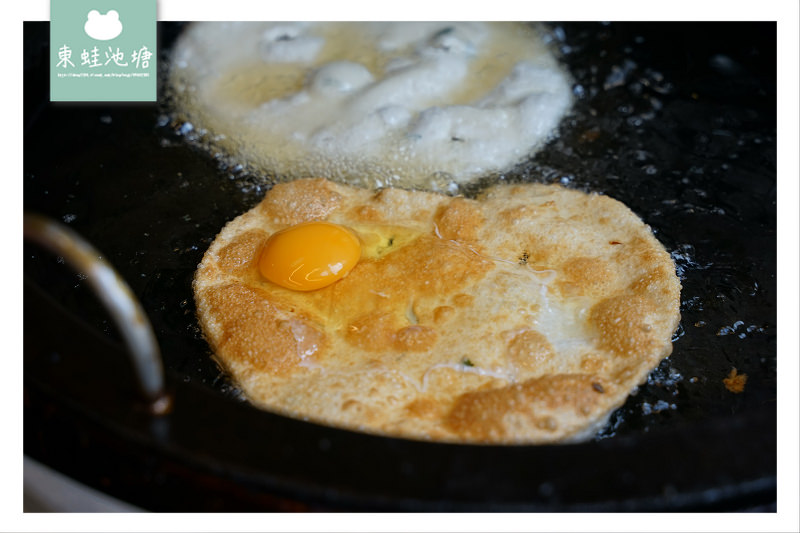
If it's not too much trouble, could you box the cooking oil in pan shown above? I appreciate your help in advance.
[154,22,775,438]
[164,21,573,192]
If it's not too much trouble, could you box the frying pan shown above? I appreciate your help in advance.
[23,22,777,511]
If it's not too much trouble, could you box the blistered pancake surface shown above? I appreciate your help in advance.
[193,179,681,443]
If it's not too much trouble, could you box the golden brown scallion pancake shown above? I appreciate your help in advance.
[193,178,681,443]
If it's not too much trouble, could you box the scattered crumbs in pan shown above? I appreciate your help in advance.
[723,368,747,394]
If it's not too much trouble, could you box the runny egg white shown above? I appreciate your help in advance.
[169,22,573,189]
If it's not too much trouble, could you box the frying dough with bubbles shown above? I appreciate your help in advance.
[169,22,572,190]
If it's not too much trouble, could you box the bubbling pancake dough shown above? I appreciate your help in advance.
[169,22,572,189]
[194,179,681,444]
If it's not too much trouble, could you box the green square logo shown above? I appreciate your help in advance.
[50,0,157,102]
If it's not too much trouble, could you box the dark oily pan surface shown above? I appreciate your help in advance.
[23,22,776,510]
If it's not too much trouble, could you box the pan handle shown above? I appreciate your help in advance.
[24,213,171,415]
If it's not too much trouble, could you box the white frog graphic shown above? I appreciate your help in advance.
[84,10,123,41]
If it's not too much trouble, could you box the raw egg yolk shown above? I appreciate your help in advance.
[258,221,361,291]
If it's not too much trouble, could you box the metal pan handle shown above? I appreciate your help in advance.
[24,213,171,415]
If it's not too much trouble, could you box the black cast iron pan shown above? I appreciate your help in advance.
[23,22,777,511]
